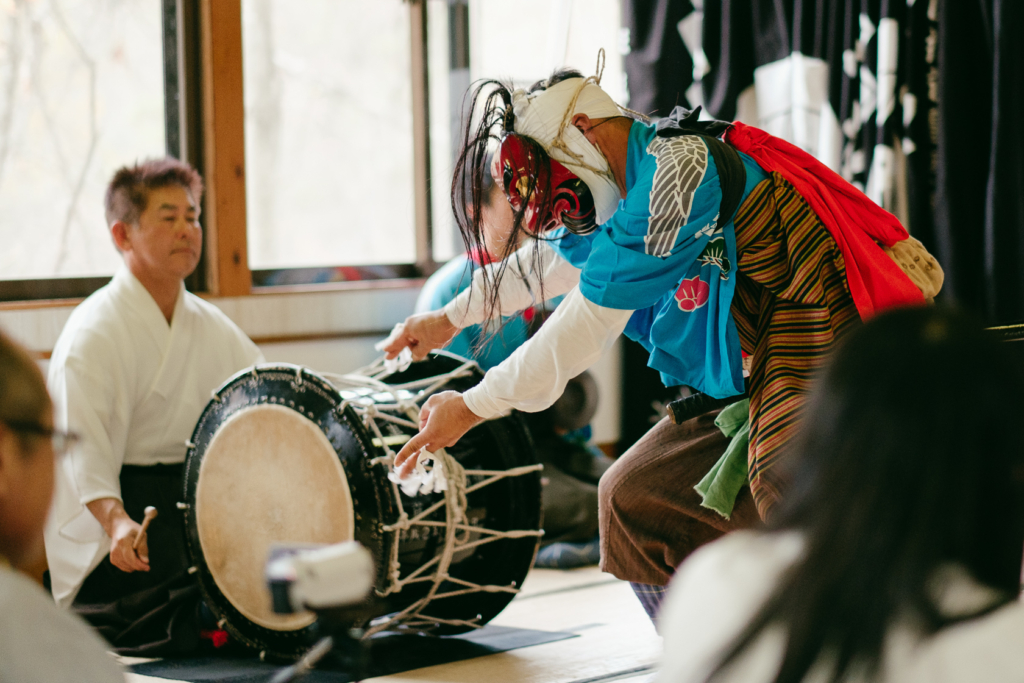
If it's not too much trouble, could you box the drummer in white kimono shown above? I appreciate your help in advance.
[44,158,263,655]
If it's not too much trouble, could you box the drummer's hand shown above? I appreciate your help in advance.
[394,391,483,478]
[87,498,151,573]
[380,310,457,361]
[110,517,150,573]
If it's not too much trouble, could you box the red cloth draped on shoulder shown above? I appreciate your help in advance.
[724,122,924,319]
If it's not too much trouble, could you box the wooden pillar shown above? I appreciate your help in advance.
[410,0,434,270]
[200,0,251,296]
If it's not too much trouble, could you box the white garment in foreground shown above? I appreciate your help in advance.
[443,240,581,329]
[462,286,631,418]
[656,531,1024,683]
[0,564,126,682]
[45,267,264,607]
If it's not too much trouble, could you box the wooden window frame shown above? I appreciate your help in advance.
[1,0,437,305]
[204,0,436,296]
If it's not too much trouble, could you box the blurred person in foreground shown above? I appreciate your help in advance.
[656,306,1024,683]
[417,157,612,568]
[0,330,126,682]
[44,158,263,655]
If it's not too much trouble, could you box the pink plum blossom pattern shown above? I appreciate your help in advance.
[675,275,710,312]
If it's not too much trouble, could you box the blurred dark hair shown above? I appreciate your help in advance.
[105,157,204,227]
[0,330,50,455]
[451,68,586,326]
[461,152,496,207]
[709,306,1024,683]
[528,68,586,93]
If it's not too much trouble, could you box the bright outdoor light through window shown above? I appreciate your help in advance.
[242,0,417,270]
[0,0,165,281]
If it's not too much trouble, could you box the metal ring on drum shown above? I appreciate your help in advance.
[181,352,543,661]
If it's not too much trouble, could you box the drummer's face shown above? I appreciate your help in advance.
[479,184,516,259]
[121,185,203,282]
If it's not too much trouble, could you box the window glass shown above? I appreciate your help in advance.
[428,0,456,263]
[426,0,625,267]
[0,0,165,280]
[469,0,626,103]
[243,0,416,270]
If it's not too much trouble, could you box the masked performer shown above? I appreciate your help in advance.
[381,59,943,620]
[45,158,264,654]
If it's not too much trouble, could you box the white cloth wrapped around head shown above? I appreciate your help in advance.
[510,78,627,225]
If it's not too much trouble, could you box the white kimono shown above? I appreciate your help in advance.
[45,267,264,607]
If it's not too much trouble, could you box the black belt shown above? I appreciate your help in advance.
[120,463,184,478]
[666,386,748,425]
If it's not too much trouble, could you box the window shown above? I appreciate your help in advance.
[241,0,418,278]
[0,0,166,284]
[241,0,627,286]
[426,0,628,267]
[468,0,627,107]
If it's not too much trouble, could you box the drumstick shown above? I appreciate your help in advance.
[133,506,158,551]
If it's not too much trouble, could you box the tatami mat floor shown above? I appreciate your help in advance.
[123,567,661,683]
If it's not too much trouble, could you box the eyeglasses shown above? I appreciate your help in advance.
[2,419,81,457]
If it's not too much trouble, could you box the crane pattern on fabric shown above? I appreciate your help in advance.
[644,135,709,258]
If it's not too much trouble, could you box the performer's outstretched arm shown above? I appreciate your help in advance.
[381,240,580,360]
[462,286,629,416]
[444,239,581,328]
[393,287,631,476]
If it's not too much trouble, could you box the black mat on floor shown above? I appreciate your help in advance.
[129,625,577,682]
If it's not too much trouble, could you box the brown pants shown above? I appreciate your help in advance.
[598,412,762,586]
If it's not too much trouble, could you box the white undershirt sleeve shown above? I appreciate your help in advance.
[443,240,581,329]
[462,286,633,419]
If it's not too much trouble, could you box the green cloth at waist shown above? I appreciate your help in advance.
[694,398,750,519]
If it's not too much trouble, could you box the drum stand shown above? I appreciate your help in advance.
[269,626,368,683]
[323,358,545,636]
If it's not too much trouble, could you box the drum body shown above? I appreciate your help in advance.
[181,353,541,660]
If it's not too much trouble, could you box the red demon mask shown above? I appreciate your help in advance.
[496,133,598,235]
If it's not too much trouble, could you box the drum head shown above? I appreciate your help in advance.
[195,404,354,631]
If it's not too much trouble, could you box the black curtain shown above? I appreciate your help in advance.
[623,0,696,118]
[935,0,1024,323]
[619,339,685,453]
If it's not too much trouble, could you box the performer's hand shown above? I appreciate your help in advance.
[380,310,457,361]
[86,498,151,573]
[393,391,483,478]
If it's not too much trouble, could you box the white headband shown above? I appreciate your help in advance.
[510,77,626,225]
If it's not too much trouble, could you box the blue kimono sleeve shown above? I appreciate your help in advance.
[549,228,598,270]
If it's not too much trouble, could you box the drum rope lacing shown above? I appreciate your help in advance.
[320,358,544,636]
